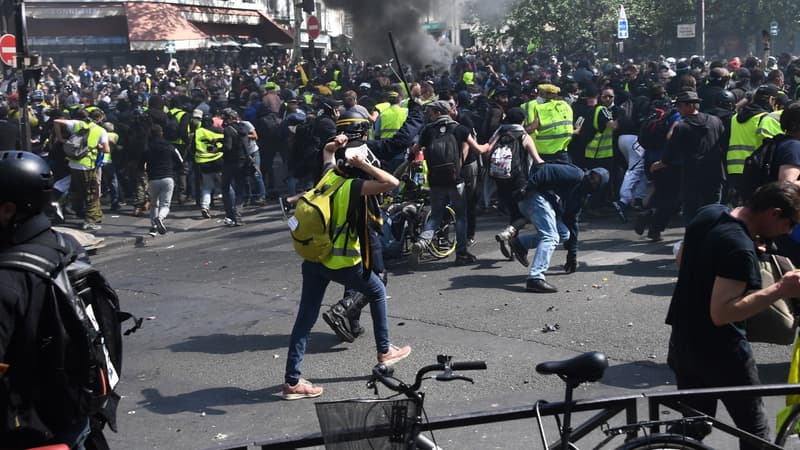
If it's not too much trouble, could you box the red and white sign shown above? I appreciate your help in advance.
[307,15,320,40]
[0,34,16,67]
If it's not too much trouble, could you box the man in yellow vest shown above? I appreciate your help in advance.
[525,83,573,162]
[282,132,411,400]
[727,84,783,199]
[53,108,109,231]
[377,89,408,140]
[193,112,225,219]
[583,87,616,168]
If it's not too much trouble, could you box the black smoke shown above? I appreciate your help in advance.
[324,0,459,70]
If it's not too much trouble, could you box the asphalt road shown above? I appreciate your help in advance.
[90,203,794,450]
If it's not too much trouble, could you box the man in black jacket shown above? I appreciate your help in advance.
[509,163,609,293]
[0,151,91,448]
[143,124,184,235]
[219,109,251,227]
[665,90,726,223]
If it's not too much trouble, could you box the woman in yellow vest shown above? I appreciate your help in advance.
[282,133,411,400]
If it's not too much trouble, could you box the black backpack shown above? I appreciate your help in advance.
[256,110,282,142]
[638,104,674,152]
[424,120,461,187]
[740,135,783,201]
[0,232,142,445]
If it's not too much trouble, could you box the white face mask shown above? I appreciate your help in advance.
[536,96,546,104]
[795,75,800,83]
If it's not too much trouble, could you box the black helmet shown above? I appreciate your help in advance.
[336,110,371,140]
[714,90,736,111]
[0,151,54,214]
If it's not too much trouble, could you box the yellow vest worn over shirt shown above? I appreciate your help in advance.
[194,127,224,165]
[727,112,781,175]
[585,106,614,159]
[533,100,573,155]
[321,170,362,270]
[379,104,408,139]
[70,121,104,169]
[169,108,187,145]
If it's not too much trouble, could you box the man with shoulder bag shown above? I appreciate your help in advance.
[668,181,800,449]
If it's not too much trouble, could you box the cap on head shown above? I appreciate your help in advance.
[425,100,452,115]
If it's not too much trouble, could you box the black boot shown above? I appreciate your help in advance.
[564,252,577,274]
[322,296,356,343]
[344,292,371,338]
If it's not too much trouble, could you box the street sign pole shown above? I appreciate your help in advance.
[696,0,705,59]
[13,0,30,152]
[617,5,628,63]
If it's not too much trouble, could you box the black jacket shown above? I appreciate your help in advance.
[144,137,183,180]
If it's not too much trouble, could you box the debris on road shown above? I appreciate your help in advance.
[541,323,560,333]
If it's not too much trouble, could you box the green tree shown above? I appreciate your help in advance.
[464,0,800,59]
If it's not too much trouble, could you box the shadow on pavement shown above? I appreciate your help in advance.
[167,332,346,355]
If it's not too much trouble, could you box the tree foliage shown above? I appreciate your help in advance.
[463,0,800,59]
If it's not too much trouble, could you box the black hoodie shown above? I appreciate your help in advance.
[665,112,725,184]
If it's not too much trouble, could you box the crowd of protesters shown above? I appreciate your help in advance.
[1,49,800,245]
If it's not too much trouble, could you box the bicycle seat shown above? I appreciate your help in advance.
[535,352,608,384]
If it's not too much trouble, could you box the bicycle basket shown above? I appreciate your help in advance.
[315,398,419,449]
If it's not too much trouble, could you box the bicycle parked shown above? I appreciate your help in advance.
[314,355,487,450]
[534,351,800,449]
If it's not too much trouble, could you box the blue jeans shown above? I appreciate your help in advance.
[285,261,391,385]
[200,171,221,209]
[518,191,570,280]
[246,152,267,201]
[421,182,468,254]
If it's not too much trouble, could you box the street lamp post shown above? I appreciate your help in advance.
[696,0,705,58]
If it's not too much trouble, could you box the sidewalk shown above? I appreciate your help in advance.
[55,200,283,254]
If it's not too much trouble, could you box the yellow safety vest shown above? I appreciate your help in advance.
[375,102,390,114]
[379,104,408,139]
[727,112,781,174]
[304,93,314,105]
[533,100,573,155]
[321,170,362,270]
[585,106,614,159]
[169,108,187,145]
[104,131,118,164]
[70,121,104,169]
[194,127,224,164]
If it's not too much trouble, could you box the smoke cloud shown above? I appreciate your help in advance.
[324,0,460,71]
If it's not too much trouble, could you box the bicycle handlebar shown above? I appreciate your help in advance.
[369,355,487,396]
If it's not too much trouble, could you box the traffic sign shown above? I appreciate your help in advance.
[307,15,320,40]
[0,34,16,67]
[677,23,696,39]
[164,40,176,54]
[617,5,628,39]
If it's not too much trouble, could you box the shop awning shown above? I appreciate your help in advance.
[184,7,292,45]
[125,2,208,51]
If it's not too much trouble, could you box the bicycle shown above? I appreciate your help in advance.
[314,355,487,449]
[382,161,457,261]
[776,403,800,448]
[534,351,800,449]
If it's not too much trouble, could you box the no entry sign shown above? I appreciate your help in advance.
[307,15,320,40]
[0,34,16,66]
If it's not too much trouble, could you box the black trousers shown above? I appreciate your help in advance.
[667,337,769,450]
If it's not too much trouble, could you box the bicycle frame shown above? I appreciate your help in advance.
[209,383,800,450]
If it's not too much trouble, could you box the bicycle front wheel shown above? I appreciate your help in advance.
[615,433,714,450]
[428,205,457,258]
[776,404,800,449]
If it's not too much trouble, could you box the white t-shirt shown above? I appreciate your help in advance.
[240,120,258,155]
